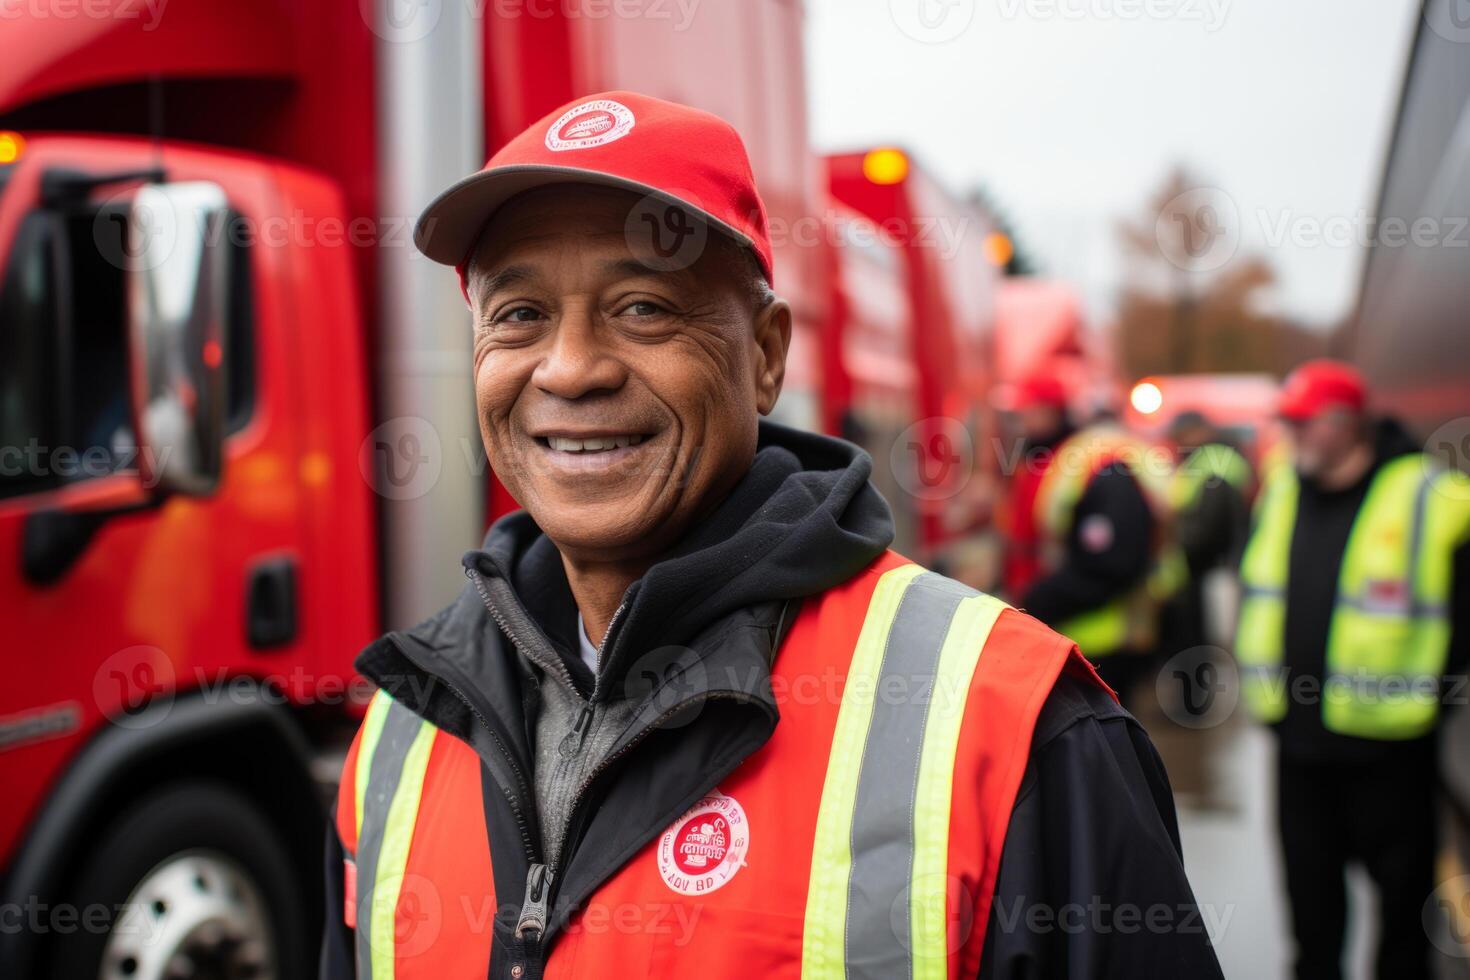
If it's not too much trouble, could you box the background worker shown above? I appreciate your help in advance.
[1160,410,1253,654]
[1021,383,1166,702]
[1236,359,1470,979]
[1001,374,1073,601]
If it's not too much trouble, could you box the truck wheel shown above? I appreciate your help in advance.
[47,781,311,980]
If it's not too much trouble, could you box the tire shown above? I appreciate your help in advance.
[44,781,311,980]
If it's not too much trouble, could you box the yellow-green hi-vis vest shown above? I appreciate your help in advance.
[1168,443,1253,512]
[1236,454,1470,739]
[1033,425,1180,657]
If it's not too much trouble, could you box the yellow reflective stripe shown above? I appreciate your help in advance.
[801,561,925,979]
[355,690,393,841]
[911,593,1006,980]
[366,718,437,978]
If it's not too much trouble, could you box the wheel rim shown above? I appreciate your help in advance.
[100,849,276,980]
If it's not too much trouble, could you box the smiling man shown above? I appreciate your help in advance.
[320,92,1222,980]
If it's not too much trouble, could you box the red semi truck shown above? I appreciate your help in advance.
[0,2,822,977]
[825,148,1004,566]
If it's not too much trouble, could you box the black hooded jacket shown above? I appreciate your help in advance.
[321,421,1222,978]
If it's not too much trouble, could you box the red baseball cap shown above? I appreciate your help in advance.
[413,91,774,289]
[1278,359,1367,421]
[1012,374,1069,411]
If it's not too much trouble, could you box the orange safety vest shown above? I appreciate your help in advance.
[335,550,1107,978]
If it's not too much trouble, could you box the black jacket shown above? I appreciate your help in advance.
[321,421,1221,978]
[1022,462,1156,635]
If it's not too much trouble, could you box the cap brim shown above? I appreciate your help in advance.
[413,164,756,268]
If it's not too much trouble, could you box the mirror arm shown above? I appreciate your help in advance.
[41,167,167,209]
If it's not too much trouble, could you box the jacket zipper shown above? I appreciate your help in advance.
[539,688,765,947]
[466,562,767,974]
[386,630,554,979]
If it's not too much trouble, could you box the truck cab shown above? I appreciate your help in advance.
[0,132,376,978]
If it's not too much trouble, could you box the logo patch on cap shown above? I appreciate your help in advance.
[545,99,636,152]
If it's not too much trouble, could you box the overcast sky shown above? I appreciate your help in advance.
[806,0,1422,328]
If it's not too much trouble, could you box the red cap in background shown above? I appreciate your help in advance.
[1013,374,1070,411]
[1278,359,1367,421]
[413,91,774,296]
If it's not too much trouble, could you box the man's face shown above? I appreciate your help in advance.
[1019,404,1064,443]
[466,185,789,563]
[1171,423,1208,458]
[1286,407,1360,478]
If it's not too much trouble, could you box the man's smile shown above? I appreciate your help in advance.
[528,427,666,474]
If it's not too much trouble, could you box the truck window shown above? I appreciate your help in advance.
[0,198,256,499]
[0,212,65,496]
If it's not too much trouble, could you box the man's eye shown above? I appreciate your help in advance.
[622,301,664,317]
[496,306,543,324]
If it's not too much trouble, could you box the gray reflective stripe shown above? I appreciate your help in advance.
[1410,467,1434,604]
[354,699,424,980]
[1242,585,1285,601]
[1324,671,1442,698]
[845,572,975,980]
[1333,596,1448,618]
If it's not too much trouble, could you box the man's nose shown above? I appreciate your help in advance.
[531,306,628,399]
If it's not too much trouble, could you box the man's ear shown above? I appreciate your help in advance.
[752,298,792,416]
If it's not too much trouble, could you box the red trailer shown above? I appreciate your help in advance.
[825,148,1004,564]
[0,3,820,976]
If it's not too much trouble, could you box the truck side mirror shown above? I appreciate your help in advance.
[125,182,231,497]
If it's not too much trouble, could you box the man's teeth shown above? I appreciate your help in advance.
[547,434,645,452]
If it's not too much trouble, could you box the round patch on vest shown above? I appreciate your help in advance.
[657,789,749,896]
[545,99,636,152]
[1079,513,1114,553]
